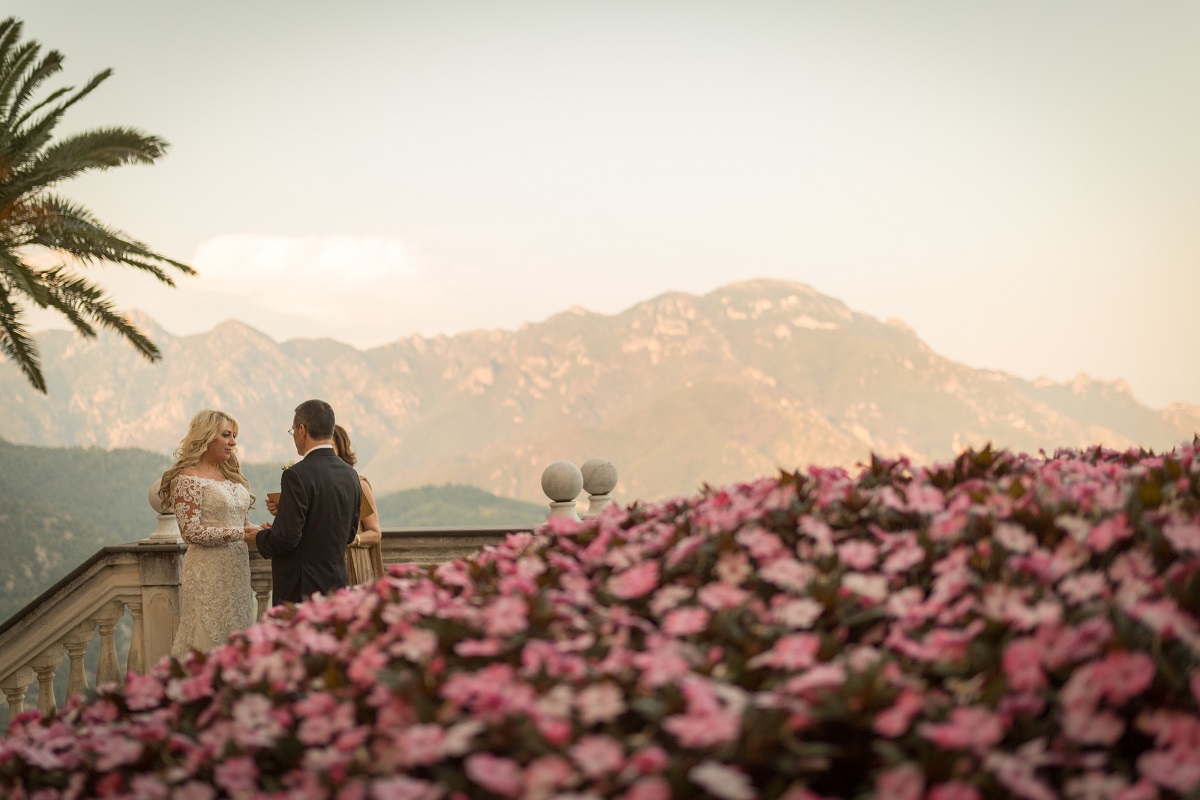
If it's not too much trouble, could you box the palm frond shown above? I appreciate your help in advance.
[8,84,68,131]
[5,48,65,127]
[29,194,195,279]
[0,18,22,59]
[10,127,168,194]
[0,248,50,304]
[5,68,110,168]
[0,41,42,119]
[0,276,46,392]
[38,267,160,360]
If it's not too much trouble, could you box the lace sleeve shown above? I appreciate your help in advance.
[173,475,244,546]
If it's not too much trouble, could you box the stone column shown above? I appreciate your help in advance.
[136,550,182,669]
[138,478,184,669]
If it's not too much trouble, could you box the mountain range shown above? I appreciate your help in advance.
[3,279,1197,505]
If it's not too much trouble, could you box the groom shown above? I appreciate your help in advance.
[247,398,362,605]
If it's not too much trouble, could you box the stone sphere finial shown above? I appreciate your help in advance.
[141,477,183,544]
[542,461,584,521]
[581,457,617,496]
[148,477,170,514]
[541,461,584,503]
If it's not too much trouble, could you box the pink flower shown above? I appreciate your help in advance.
[875,762,924,800]
[576,682,627,726]
[663,606,710,636]
[1088,513,1132,551]
[570,734,626,778]
[759,558,814,592]
[698,582,750,610]
[716,551,752,585]
[771,597,824,629]
[689,761,756,800]
[1162,518,1200,554]
[784,663,845,695]
[391,724,446,768]
[1059,571,1108,605]
[905,483,946,514]
[663,676,745,749]
[213,756,258,796]
[174,783,217,800]
[535,716,573,747]
[230,693,286,747]
[985,750,1057,800]
[524,755,575,799]
[368,775,444,800]
[928,782,981,800]
[873,688,925,737]
[1135,711,1200,793]
[454,637,505,657]
[482,595,529,637]
[649,584,693,615]
[621,777,673,800]
[993,522,1036,553]
[1002,637,1046,692]
[464,753,523,798]
[664,709,741,749]
[736,526,787,561]
[1093,651,1155,706]
[608,561,660,599]
[629,745,670,774]
[1040,617,1113,669]
[123,671,165,711]
[632,640,693,689]
[1138,749,1200,794]
[919,707,1006,754]
[840,572,888,602]
[837,540,878,570]
[747,633,820,671]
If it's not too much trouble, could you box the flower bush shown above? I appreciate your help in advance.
[3,443,1200,799]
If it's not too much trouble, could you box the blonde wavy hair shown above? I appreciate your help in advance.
[157,409,254,509]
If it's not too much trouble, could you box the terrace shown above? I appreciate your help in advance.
[0,458,617,727]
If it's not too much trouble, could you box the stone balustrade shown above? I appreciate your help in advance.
[1,458,617,730]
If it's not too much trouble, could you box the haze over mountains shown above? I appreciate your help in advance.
[3,279,1196,505]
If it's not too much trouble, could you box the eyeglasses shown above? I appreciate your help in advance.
[288,424,303,435]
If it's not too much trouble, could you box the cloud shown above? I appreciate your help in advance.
[191,234,420,318]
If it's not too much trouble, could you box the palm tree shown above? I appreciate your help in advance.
[0,16,194,393]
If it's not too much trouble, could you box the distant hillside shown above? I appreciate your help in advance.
[0,441,545,623]
[1,279,1197,504]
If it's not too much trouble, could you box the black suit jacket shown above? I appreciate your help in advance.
[255,447,362,604]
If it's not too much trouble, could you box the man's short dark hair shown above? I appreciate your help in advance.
[294,399,335,440]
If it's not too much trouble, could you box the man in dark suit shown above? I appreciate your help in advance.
[247,399,361,604]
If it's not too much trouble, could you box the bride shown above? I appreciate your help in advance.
[158,409,262,656]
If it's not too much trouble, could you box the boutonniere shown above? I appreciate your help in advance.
[281,461,295,472]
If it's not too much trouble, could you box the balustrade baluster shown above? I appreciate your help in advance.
[1,667,35,725]
[93,603,125,688]
[30,647,64,716]
[248,547,272,620]
[64,621,95,698]
[126,598,145,675]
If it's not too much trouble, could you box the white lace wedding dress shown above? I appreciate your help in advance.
[169,475,256,657]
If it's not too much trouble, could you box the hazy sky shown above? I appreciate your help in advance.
[10,1,1200,407]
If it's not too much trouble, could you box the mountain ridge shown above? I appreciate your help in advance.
[3,279,1196,505]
